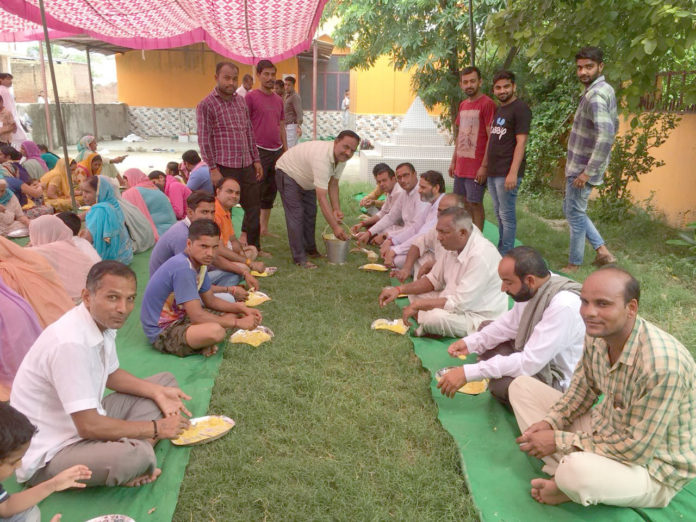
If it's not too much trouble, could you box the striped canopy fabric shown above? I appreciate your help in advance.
[0,0,328,63]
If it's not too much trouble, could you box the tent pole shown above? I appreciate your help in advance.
[38,42,53,150]
[312,40,317,140]
[86,47,98,140]
[38,0,77,210]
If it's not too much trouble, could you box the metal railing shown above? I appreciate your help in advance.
[640,70,696,113]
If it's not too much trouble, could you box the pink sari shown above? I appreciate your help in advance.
[122,168,159,240]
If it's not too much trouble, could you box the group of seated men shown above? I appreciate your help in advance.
[3,161,694,516]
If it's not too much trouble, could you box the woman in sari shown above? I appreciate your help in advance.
[76,135,126,185]
[122,168,176,239]
[0,236,74,328]
[41,157,82,211]
[28,215,96,303]
[75,152,103,181]
[20,140,49,179]
[0,278,42,392]
[38,144,59,169]
[80,175,134,264]
[0,178,29,237]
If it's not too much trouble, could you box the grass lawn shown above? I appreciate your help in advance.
[173,181,695,520]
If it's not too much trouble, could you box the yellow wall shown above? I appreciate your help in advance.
[116,45,298,108]
[350,55,417,115]
[625,114,696,228]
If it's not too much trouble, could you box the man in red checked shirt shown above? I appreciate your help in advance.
[196,62,264,251]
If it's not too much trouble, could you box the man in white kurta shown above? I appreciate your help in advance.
[0,74,27,146]
[351,164,404,236]
[379,207,507,337]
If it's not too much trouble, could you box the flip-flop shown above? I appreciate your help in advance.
[296,260,318,269]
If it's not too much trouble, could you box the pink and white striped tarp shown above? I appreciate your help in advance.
[1,0,328,64]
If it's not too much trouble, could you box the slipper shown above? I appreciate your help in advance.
[306,249,324,259]
[296,260,318,269]
[592,253,617,266]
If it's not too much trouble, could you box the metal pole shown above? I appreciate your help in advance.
[312,40,317,140]
[38,0,77,210]
[468,0,475,66]
[38,42,53,149]
[86,47,98,140]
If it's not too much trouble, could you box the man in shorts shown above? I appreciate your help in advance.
[448,66,496,231]
[141,219,262,357]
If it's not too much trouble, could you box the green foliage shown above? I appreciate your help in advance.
[666,222,696,261]
[486,0,696,112]
[595,112,678,221]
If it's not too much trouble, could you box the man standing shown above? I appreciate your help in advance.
[563,47,618,272]
[341,90,350,127]
[236,74,253,98]
[275,131,359,268]
[0,96,17,146]
[480,70,532,255]
[448,66,496,231]
[379,207,507,338]
[438,246,584,406]
[245,60,287,241]
[510,266,696,508]
[284,76,303,148]
[11,261,191,487]
[0,73,27,146]
[197,62,263,250]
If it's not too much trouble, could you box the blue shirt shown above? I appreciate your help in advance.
[186,164,214,194]
[141,253,211,343]
[148,220,189,276]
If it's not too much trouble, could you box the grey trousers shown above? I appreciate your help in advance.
[28,372,177,487]
[276,168,317,264]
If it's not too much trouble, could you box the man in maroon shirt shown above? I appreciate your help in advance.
[448,66,496,231]
[196,62,263,250]
[245,60,287,241]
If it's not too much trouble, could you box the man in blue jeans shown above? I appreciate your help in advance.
[563,46,618,272]
[480,70,532,255]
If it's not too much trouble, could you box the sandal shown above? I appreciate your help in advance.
[296,260,318,269]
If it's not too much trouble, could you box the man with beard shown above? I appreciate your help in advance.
[563,47,618,272]
[379,207,506,338]
[438,246,584,406]
[380,170,446,268]
[478,70,532,255]
[448,67,496,231]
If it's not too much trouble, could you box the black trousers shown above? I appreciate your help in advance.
[258,147,283,210]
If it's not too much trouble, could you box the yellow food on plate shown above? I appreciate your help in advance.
[397,293,408,298]
[171,415,235,446]
[250,266,278,277]
[371,318,409,335]
[366,250,379,261]
[245,291,271,307]
[435,367,488,395]
[79,205,91,211]
[359,263,388,272]
[229,326,274,347]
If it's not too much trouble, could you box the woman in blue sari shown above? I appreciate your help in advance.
[80,175,133,265]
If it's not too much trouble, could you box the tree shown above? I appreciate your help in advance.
[325,0,506,132]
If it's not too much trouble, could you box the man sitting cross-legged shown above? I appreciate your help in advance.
[141,219,262,357]
[10,261,192,488]
[351,163,404,230]
[438,246,584,406]
[390,193,466,283]
[379,207,507,337]
[510,266,696,508]
[149,190,254,302]
[355,163,427,247]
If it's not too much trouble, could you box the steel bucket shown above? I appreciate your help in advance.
[322,225,350,264]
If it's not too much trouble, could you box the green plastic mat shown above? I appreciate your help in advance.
[5,209,244,521]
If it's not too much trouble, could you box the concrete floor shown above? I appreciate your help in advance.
[72,137,363,182]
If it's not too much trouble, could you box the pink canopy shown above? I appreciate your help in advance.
[1,0,328,64]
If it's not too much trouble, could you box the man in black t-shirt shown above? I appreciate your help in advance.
[479,70,532,255]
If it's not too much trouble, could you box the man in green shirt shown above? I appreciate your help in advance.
[509,266,696,508]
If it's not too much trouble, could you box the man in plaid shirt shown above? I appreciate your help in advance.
[197,62,263,251]
[563,47,618,272]
[509,266,696,508]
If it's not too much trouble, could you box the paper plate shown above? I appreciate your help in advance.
[250,266,278,277]
[245,291,271,307]
[397,293,408,298]
[359,263,388,272]
[229,326,274,347]
[6,228,29,238]
[78,205,91,211]
[435,367,488,395]
[85,515,135,522]
[371,318,409,335]
[171,415,236,446]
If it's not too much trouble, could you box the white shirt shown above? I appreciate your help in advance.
[369,184,428,236]
[10,303,119,482]
[390,194,443,256]
[0,85,27,142]
[374,182,404,221]
[411,227,441,258]
[236,85,249,98]
[425,227,507,317]
[275,140,346,190]
[71,236,102,264]
[462,280,585,390]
